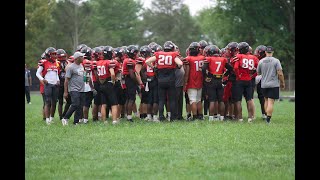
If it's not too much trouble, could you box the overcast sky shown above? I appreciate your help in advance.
[141,0,216,16]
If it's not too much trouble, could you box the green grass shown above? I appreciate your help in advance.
[25,93,295,180]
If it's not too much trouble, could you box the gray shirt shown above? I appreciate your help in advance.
[175,67,185,87]
[257,56,282,88]
[25,69,31,86]
[65,63,85,92]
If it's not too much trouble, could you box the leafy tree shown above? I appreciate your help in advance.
[141,0,202,56]
[197,0,295,72]
[25,0,56,67]
[89,0,144,47]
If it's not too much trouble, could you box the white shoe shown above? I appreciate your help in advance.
[112,120,119,125]
[144,116,151,121]
[79,119,83,123]
[46,119,51,125]
[153,119,160,123]
[83,119,88,124]
[62,118,68,126]
[248,118,253,123]
[153,116,160,122]
[28,102,32,104]
[238,119,243,122]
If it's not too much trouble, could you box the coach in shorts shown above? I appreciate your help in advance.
[257,46,285,124]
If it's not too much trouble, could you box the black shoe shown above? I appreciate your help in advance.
[127,119,134,122]
[159,116,166,121]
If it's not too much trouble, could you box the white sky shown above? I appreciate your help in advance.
[141,0,216,16]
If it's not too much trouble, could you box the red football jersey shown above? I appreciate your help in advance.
[185,55,205,89]
[233,54,259,81]
[112,59,121,75]
[145,57,155,77]
[204,56,228,75]
[38,59,60,77]
[154,51,178,69]
[122,58,136,75]
[96,60,115,79]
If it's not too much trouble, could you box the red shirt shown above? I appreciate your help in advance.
[96,60,115,79]
[144,57,155,77]
[122,58,136,75]
[154,51,179,69]
[233,54,259,81]
[38,59,60,77]
[204,56,228,75]
[185,55,205,89]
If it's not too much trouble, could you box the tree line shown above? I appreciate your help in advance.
[25,0,294,72]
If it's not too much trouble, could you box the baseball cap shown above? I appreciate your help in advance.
[266,46,274,53]
[73,52,85,59]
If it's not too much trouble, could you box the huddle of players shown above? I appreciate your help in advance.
[37,40,268,125]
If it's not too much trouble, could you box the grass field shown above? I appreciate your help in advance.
[25,93,295,180]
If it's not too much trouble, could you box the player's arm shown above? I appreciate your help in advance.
[183,60,189,86]
[145,56,156,68]
[202,59,209,75]
[36,66,47,85]
[174,57,183,68]
[277,69,285,90]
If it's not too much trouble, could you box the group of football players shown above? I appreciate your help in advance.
[36,40,269,125]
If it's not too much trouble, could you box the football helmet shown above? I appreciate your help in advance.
[254,45,267,59]
[238,42,250,54]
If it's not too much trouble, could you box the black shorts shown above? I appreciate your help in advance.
[206,79,224,102]
[147,78,158,105]
[93,81,102,105]
[262,87,279,99]
[125,76,137,101]
[232,80,253,102]
[100,81,118,106]
[114,81,126,105]
[84,91,93,108]
[138,83,150,104]
[44,83,59,103]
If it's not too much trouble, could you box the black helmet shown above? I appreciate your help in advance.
[56,49,67,60]
[114,47,125,58]
[92,47,103,59]
[76,44,87,52]
[227,42,239,55]
[41,52,46,59]
[254,45,267,59]
[139,45,152,58]
[126,45,139,59]
[207,45,220,56]
[188,42,200,56]
[80,46,92,60]
[238,42,250,54]
[44,47,57,59]
[163,41,175,51]
[199,40,208,49]
[103,46,113,60]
